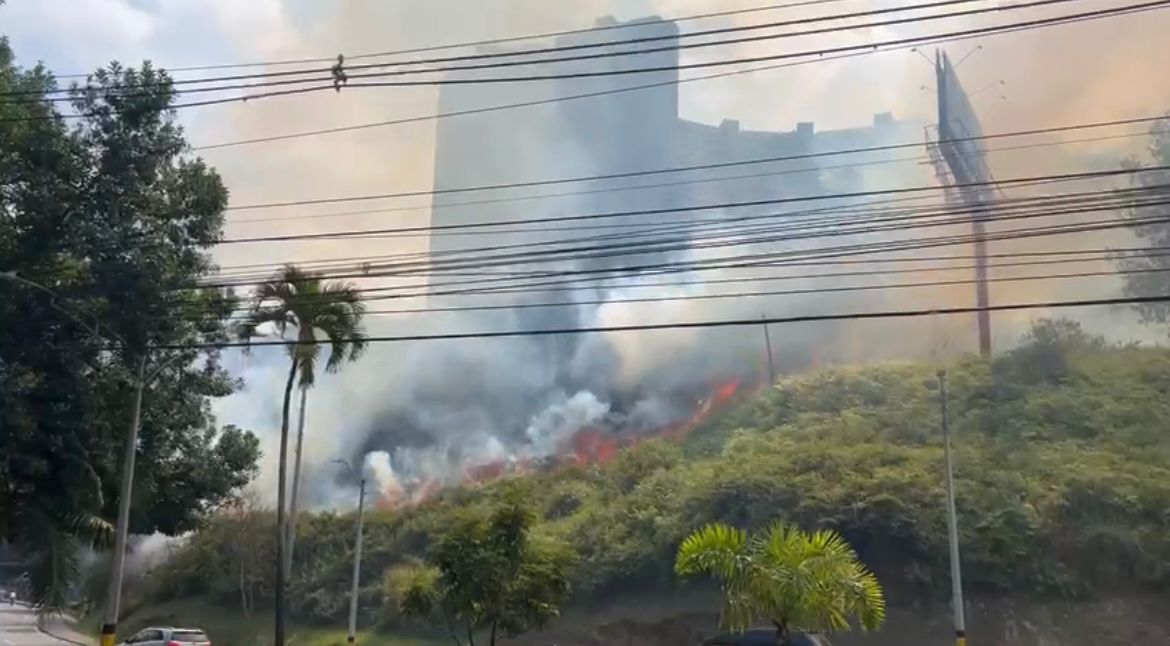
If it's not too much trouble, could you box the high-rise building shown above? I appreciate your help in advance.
[428,15,929,308]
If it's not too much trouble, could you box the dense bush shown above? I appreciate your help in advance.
[151,319,1170,624]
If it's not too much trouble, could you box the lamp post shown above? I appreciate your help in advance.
[937,370,967,646]
[1,270,175,646]
[334,459,368,644]
[101,353,182,646]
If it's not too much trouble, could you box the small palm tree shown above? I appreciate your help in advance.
[12,499,114,613]
[237,264,366,646]
[676,522,885,645]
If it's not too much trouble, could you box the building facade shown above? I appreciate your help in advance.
[428,15,930,312]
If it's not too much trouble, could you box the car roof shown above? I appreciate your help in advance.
[702,629,826,646]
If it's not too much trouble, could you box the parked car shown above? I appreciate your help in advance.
[702,628,832,646]
[118,627,211,646]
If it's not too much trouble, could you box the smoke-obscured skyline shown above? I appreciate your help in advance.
[5,0,1169,508]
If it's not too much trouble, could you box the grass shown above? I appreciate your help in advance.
[74,598,442,646]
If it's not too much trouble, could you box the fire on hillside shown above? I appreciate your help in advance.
[375,375,760,510]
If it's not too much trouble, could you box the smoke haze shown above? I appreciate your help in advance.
[8,0,1168,508]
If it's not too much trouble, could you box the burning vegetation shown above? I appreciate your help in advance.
[374,375,755,510]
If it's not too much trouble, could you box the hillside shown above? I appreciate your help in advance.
[133,319,1170,644]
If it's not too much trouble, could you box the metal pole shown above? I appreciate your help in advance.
[938,370,966,646]
[100,356,146,646]
[761,316,776,384]
[346,478,367,644]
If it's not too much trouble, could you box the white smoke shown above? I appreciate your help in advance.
[364,451,399,499]
[524,391,611,456]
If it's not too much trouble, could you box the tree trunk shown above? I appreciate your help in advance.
[442,613,463,646]
[274,357,298,646]
[467,626,475,646]
[489,622,497,646]
[239,558,248,617]
[774,619,790,646]
[284,385,309,578]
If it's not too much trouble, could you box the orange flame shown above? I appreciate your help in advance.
[375,375,755,510]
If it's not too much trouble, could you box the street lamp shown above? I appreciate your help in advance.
[1,270,174,646]
[101,353,183,646]
[333,459,368,644]
[937,370,967,646]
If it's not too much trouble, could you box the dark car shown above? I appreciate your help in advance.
[702,628,832,646]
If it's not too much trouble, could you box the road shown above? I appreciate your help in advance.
[0,605,76,646]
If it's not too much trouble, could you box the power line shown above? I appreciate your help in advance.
[278,266,1167,317]
[221,116,1168,213]
[216,165,1170,242]
[397,248,1170,301]
[21,0,992,99]
[211,184,1163,286]
[212,193,962,281]
[29,155,1113,286]
[84,198,1170,322]
[146,179,1166,303]
[186,189,1170,307]
[224,128,1149,227]
[154,293,1170,349]
[189,4,1165,151]
[331,1,1170,89]
[187,252,1167,319]
[10,1,1162,126]
[234,199,1170,299]
[407,205,1170,299]
[214,164,1144,278]
[49,0,854,80]
[147,254,1166,322]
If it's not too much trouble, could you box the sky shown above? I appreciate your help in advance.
[5,0,1170,503]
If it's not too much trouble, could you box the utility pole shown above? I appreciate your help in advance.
[932,49,994,357]
[101,356,145,646]
[761,315,776,384]
[335,461,367,644]
[101,352,183,646]
[938,370,967,646]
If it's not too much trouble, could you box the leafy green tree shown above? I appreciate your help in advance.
[393,500,574,646]
[675,523,885,645]
[1,36,259,608]
[237,264,367,645]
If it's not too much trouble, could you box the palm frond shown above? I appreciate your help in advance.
[675,522,747,579]
[14,504,81,614]
[235,303,292,346]
[314,281,367,372]
[845,566,886,632]
[676,522,885,638]
[63,512,115,550]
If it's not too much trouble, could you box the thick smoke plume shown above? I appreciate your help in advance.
[173,0,1170,508]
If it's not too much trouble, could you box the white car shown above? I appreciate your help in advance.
[118,627,211,646]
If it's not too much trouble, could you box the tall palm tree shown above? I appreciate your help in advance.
[675,522,885,645]
[285,383,308,579]
[237,264,367,646]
